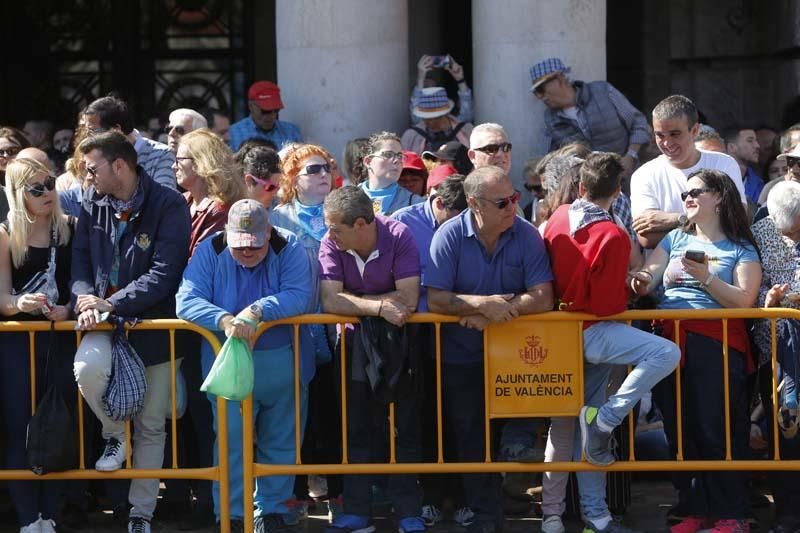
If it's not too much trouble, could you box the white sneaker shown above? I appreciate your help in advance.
[454,507,475,527]
[128,517,151,533]
[541,514,565,533]
[38,517,56,533]
[95,437,126,472]
[421,505,442,527]
[19,519,40,533]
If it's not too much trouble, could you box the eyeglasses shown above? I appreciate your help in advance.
[165,124,186,135]
[524,183,543,194]
[786,157,800,169]
[372,151,403,163]
[249,174,279,192]
[474,142,512,155]
[0,147,21,158]
[680,187,713,201]
[477,191,520,209]
[86,160,110,177]
[25,175,57,197]
[175,156,194,163]
[298,163,331,176]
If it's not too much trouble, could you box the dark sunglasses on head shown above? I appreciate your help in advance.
[298,163,331,176]
[25,175,57,197]
[680,187,713,201]
[0,147,21,158]
[478,191,520,209]
[165,124,186,135]
[474,142,512,155]
[786,157,800,169]
[250,174,279,192]
[524,183,543,193]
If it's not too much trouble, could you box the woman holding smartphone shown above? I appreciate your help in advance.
[0,157,76,533]
[631,169,761,533]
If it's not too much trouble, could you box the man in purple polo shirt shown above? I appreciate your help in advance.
[425,165,554,533]
[318,186,423,533]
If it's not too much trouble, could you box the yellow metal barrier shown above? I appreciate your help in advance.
[0,319,233,533]
[240,309,800,533]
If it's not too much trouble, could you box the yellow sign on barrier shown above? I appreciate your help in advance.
[486,320,584,417]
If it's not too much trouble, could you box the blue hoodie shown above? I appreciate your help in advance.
[176,227,316,384]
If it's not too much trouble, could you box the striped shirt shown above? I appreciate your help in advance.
[133,130,176,190]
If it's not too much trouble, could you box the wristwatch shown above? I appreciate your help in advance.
[248,303,263,321]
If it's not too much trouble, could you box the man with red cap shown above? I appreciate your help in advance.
[229,81,302,152]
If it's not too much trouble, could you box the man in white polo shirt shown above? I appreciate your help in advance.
[631,95,745,249]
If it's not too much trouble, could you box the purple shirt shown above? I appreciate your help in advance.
[318,215,420,294]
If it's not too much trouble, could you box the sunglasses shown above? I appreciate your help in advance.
[298,163,331,176]
[680,187,713,201]
[372,151,403,163]
[86,160,110,177]
[474,142,512,155]
[25,175,57,197]
[478,191,520,209]
[0,147,21,158]
[165,124,186,135]
[249,174,279,192]
[786,157,800,169]
[231,246,260,252]
[524,183,543,193]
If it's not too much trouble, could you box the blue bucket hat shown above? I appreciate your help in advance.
[529,58,571,92]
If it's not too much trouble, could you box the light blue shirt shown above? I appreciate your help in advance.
[392,198,438,312]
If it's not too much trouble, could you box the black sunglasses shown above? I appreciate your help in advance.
[165,124,186,135]
[298,163,331,176]
[474,142,512,155]
[25,175,57,197]
[0,147,21,158]
[680,187,713,201]
[478,191,520,209]
[524,183,543,193]
[786,157,800,169]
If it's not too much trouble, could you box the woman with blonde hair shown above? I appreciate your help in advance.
[173,128,245,256]
[0,157,76,533]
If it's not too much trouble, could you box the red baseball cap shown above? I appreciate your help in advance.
[402,151,427,172]
[248,81,284,111]
[426,164,457,192]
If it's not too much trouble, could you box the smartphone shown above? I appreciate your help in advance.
[684,250,706,263]
[430,55,451,68]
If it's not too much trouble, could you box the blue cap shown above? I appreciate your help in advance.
[529,58,571,92]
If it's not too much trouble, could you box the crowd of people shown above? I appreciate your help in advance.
[1,54,800,533]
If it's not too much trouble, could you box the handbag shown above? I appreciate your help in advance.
[103,316,148,421]
[27,323,78,474]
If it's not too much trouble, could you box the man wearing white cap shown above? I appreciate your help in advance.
[401,86,473,155]
[529,57,650,176]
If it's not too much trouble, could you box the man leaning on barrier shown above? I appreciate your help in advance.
[542,152,680,533]
[176,199,314,533]
[424,165,555,533]
[318,186,423,533]
[70,130,191,533]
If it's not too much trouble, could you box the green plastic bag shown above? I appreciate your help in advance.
[200,335,254,401]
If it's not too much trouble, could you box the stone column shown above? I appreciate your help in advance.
[471,0,606,176]
[275,0,409,162]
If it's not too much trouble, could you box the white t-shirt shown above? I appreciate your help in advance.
[630,149,745,218]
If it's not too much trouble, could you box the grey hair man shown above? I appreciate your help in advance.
[468,123,512,174]
[165,108,208,152]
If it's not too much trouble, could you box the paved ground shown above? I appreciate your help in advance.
[0,476,776,533]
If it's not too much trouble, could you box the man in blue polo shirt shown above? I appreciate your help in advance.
[318,186,424,533]
[425,165,554,533]
[229,81,302,152]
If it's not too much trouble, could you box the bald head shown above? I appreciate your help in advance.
[17,147,52,170]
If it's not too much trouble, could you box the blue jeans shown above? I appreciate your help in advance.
[577,322,679,522]
[206,344,308,519]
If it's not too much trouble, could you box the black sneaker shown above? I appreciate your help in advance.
[128,517,151,533]
[215,519,245,533]
[255,514,292,533]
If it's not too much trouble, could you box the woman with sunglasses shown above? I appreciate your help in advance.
[173,129,245,257]
[270,143,338,516]
[0,157,76,533]
[631,169,761,533]
[360,131,424,215]
[241,145,282,209]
